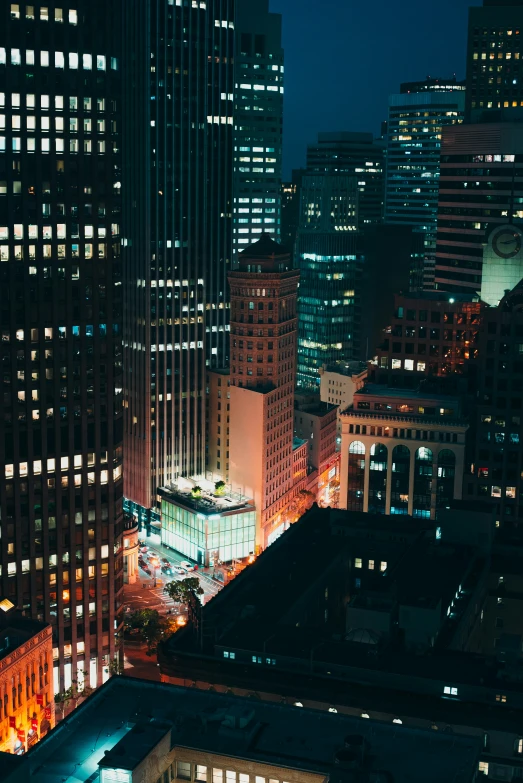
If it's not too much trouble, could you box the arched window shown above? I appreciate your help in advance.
[369,443,387,515]
[391,445,410,515]
[437,449,456,508]
[413,447,433,518]
[347,441,365,512]
[248,301,254,310]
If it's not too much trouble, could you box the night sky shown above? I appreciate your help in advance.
[269,0,481,178]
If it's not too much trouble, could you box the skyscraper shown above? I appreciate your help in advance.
[384,79,466,288]
[228,235,299,548]
[233,0,284,257]
[0,1,124,690]
[434,123,523,294]
[306,132,385,227]
[122,0,234,526]
[466,0,523,123]
[295,174,362,388]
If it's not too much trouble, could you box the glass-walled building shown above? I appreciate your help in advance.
[160,485,255,566]
[296,174,363,388]
[233,0,284,258]
[0,0,124,690]
[384,79,465,289]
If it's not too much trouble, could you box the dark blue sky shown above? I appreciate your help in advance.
[269,0,481,177]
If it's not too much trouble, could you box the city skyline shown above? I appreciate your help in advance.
[270,0,481,176]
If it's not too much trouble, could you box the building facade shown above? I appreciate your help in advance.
[228,235,300,548]
[306,132,385,227]
[122,518,139,585]
[122,0,234,526]
[0,606,54,755]
[434,123,523,294]
[0,0,124,690]
[466,0,523,123]
[384,80,465,288]
[368,291,483,388]
[465,282,523,537]
[206,369,231,482]
[233,0,284,257]
[340,386,468,518]
[296,174,362,388]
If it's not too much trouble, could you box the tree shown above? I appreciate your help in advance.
[191,485,202,498]
[164,576,203,605]
[214,480,226,496]
[124,607,180,653]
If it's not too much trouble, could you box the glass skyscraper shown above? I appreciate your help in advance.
[384,79,465,288]
[233,0,284,257]
[123,0,234,526]
[0,1,124,690]
[296,175,363,388]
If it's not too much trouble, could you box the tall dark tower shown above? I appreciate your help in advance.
[123,0,234,527]
[0,2,124,691]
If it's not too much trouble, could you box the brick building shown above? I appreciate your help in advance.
[228,235,300,548]
[369,291,483,388]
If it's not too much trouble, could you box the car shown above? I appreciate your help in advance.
[174,566,187,576]
[180,561,195,571]
[161,558,171,567]
[139,546,148,554]
[161,565,173,575]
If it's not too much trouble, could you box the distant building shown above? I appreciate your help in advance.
[233,0,284,257]
[339,385,468,518]
[228,235,300,548]
[280,168,305,255]
[384,79,465,288]
[319,361,367,444]
[368,291,483,388]
[306,132,385,227]
[434,123,523,294]
[0,676,482,783]
[466,0,523,123]
[295,174,362,387]
[465,281,523,538]
[0,603,54,755]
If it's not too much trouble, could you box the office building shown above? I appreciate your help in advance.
[233,0,284,257]
[206,368,231,482]
[295,174,362,387]
[158,504,523,781]
[0,603,54,754]
[466,0,523,123]
[122,0,234,527]
[294,395,338,506]
[0,0,124,690]
[319,360,367,445]
[465,281,523,537]
[122,517,139,585]
[0,676,482,783]
[339,385,468,517]
[368,291,483,388]
[280,168,304,255]
[306,132,385,227]
[384,79,465,287]
[434,123,523,293]
[228,235,300,548]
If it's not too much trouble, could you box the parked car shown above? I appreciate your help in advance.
[161,565,173,575]
[139,546,148,554]
[180,561,195,572]
[174,566,187,575]
[161,558,171,568]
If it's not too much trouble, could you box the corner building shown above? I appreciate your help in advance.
[0,2,124,690]
[228,235,299,548]
[122,0,234,526]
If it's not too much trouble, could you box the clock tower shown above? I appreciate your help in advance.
[481,225,523,307]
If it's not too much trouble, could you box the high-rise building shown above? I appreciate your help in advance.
[0,1,124,690]
[434,123,523,294]
[465,281,523,538]
[122,0,234,527]
[280,167,304,255]
[228,235,300,548]
[384,79,466,288]
[295,174,362,388]
[233,0,284,257]
[306,132,385,227]
[466,0,523,123]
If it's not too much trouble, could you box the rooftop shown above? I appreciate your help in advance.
[321,361,368,378]
[0,605,49,663]
[395,290,480,304]
[0,677,481,783]
[292,436,307,451]
[159,481,254,518]
[354,383,460,403]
